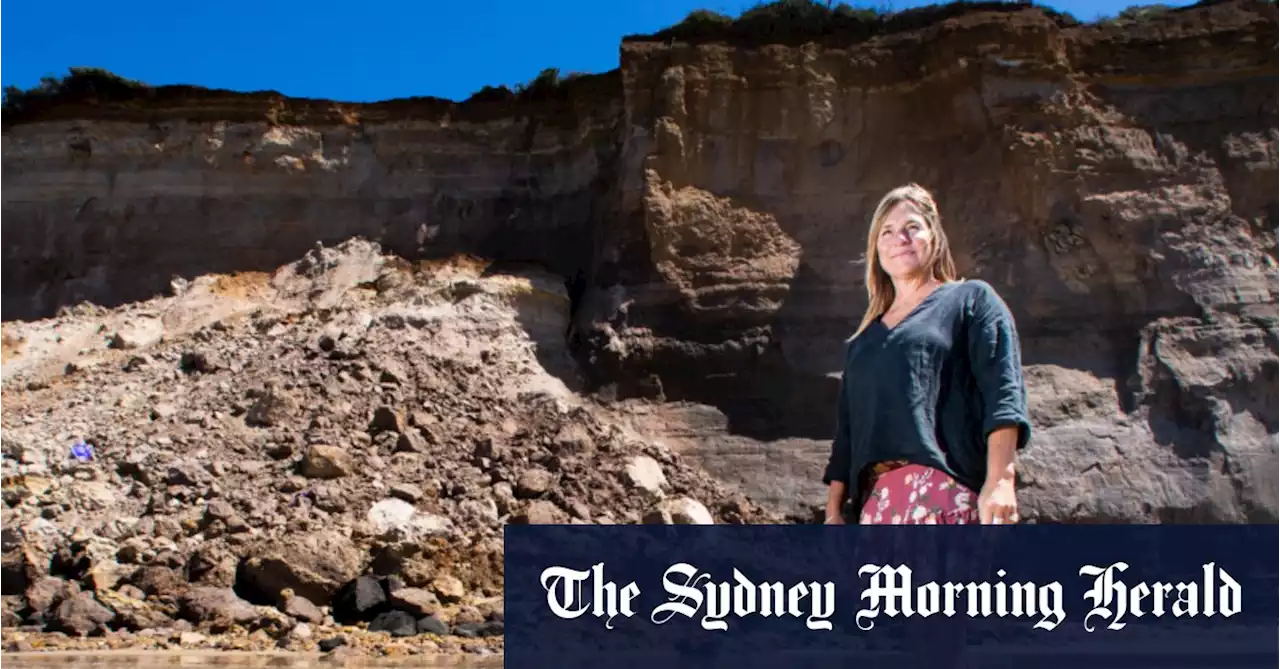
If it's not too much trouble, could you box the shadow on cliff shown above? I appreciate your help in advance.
[573,196,1205,450]
[1,246,322,323]
[479,259,590,396]
[1087,73,1279,227]
[1,189,432,321]
[570,199,860,443]
[713,259,851,441]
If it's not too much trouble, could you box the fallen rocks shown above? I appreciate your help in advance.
[417,615,449,635]
[2,598,22,628]
[368,610,417,637]
[389,483,424,503]
[515,468,555,498]
[129,566,187,598]
[299,445,352,479]
[96,588,173,630]
[0,240,785,651]
[649,497,715,525]
[280,590,324,624]
[430,575,465,604]
[512,500,566,524]
[332,575,387,624]
[366,499,452,542]
[388,587,441,617]
[320,571,506,641]
[237,532,366,606]
[318,636,347,652]
[53,592,115,636]
[25,576,76,621]
[180,350,221,374]
[1,549,40,596]
[244,385,298,427]
[624,455,668,496]
[179,587,258,628]
[454,621,503,638]
[369,406,406,434]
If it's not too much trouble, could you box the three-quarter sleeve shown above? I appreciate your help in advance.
[822,345,853,485]
[966,282,1032,449]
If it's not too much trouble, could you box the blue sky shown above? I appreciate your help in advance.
[3,0,1198,103]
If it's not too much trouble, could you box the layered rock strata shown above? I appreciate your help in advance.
[3,0,1276,527]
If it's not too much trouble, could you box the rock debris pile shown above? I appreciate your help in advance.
[0,239,783,653]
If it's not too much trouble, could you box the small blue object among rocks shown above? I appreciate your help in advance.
[70,440,94,462]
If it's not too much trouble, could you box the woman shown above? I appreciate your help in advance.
[823,183,1031,525]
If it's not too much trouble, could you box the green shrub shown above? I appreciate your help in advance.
[513,67,564,96]
[680,8,735,27]
[623,0,1077,46]
[464,67,597,105]
[2,67,146,115]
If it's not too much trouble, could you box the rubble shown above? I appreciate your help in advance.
[0,240,782,653]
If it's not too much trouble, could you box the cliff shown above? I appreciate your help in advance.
[3,0,1277,525]
[0,71,624,321]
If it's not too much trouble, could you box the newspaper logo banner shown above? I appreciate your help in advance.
[505,525,1277,669]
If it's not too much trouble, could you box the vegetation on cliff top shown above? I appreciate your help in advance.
[2,68,145,116]
[0,66,612,128]
[621,0,1228,45]
[0,0,1262,125]
[464,67,594,104]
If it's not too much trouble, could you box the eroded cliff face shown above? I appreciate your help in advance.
[3,0,1276,523]
[1,77,624,323]
[587,0,1279,522]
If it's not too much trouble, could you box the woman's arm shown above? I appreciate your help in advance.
[822,348,854,524]
[822,384,851,524]
[825,481,848,524]
[966,282,1032,524]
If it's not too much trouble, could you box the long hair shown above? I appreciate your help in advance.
[850,183,958,340]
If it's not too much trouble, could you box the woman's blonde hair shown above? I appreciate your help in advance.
[851,183,958,340]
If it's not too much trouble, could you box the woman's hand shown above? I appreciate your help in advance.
[981,425,1020,524]
[978,476,1017,524]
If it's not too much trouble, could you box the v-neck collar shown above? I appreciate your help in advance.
[875,281,955,333]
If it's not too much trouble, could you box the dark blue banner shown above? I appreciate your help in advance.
[504,525,1278,669]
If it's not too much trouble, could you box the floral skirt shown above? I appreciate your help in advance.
[858,462,979,525]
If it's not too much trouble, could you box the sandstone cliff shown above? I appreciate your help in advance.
[0,72,624,322]
[593,0,1280,524]
[3,0,1277,525]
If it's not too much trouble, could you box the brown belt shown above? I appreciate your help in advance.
[863,459,910,483]
[856,459,910,508]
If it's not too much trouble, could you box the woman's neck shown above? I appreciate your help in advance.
[889,274,940,309]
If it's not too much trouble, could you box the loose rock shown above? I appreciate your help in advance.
[299,445,352,479]
[388,587,441,616]
[430,575,465,604]
[624,456,668,496]
[368,610,417,637]
[178,588,257,627]
[331,575,386,624]
[54,592,115,636]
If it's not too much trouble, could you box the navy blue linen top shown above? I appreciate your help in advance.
[822,280,1032,516]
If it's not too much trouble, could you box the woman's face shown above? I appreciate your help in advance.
[876,201,933,279]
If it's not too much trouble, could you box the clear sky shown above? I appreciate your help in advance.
[2,0,1199,104]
